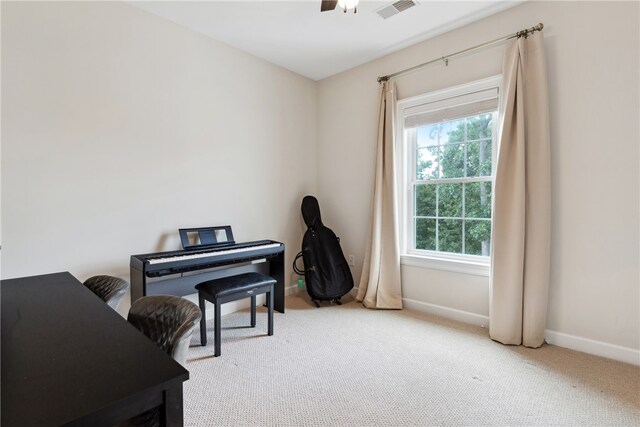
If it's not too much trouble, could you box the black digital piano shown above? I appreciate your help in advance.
[130,226,285,313]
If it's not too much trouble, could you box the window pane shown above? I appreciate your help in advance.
[464,220,492,256]
[479,140,492,176]
[438,219,462,253]
[415,184,436,217]
[415,218,436,250]
[466,114,493,140]
[465,182,492,219]
[416,147,438,180]
[438,183,462,217]
[416,126,437,148]
[417,123,445,147]
[443,118,465,144]
[418,120,462,147]
[466,139,492,177]
[440,143,464,178]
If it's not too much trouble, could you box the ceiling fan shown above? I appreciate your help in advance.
[321,0,359,13]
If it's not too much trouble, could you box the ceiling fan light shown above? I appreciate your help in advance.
[338,0,359,13]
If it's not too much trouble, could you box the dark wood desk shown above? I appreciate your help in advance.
[1,272,189,426]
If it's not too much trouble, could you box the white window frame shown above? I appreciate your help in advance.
[396,76,501,276]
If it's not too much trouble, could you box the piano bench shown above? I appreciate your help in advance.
[195,272,276,357]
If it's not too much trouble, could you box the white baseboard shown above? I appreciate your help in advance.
[402,297,490,328]
[544,329,640,366]
[402,297,639,366]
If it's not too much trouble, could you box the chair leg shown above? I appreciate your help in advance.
[198,293,207,346]
[214,299,221,357]
[267,288,274,336]
[250,295,256,327]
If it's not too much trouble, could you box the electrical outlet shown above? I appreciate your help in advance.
[347,255,355,266]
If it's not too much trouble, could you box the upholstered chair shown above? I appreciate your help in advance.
[127,295,201,367]
[119,296,200,426]
[83,275,130,310]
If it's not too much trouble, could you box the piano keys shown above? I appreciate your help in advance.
[130,238,285,313]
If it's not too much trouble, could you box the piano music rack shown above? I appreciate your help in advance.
[179,225,235,251]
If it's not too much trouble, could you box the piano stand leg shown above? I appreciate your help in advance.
[198,294,207,346]
[267,290,274,336]
[214,300,222,357]
[250,296,256,327]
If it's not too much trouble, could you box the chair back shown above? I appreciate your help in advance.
[83,275,130,310]
[127,295,201,366]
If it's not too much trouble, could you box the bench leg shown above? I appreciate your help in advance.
[198,293,207,346]
[250,295,256,327]
[267,288,274,336]
[214,299,222,357]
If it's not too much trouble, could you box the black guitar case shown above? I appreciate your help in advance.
[293,195,354,307]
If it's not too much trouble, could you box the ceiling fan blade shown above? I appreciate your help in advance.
[320,0,338,12]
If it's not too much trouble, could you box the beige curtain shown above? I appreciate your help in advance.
[490,31,550,348]
[357,80,403,309]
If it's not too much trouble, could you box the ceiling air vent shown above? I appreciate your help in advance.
[375,0,418,20]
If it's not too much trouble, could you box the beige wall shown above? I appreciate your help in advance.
[318,1,639,351]
[1,1,317,297]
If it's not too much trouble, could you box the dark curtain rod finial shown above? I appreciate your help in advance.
[518,23,544,39]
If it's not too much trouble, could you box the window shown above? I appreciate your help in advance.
[397,77,500,273]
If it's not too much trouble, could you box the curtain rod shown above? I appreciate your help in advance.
[377,23,544,83]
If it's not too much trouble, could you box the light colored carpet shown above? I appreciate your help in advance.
[183,295,640,426]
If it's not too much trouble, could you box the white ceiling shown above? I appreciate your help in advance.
[131,1,522,81]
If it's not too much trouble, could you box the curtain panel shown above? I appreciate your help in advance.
[490,31,551,348]
[357,80,403,309]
